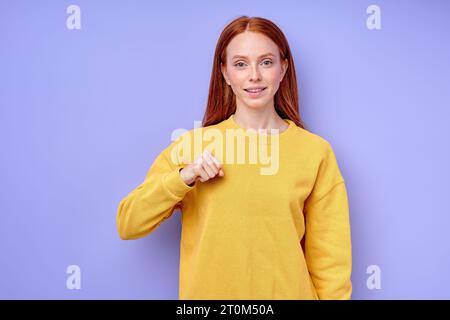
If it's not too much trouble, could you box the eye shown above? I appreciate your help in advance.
[233,59,273,68]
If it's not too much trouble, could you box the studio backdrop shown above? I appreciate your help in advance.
[1,0,449,299]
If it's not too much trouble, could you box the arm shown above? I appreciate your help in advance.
[116,144,194,240]
[303,141,352,299]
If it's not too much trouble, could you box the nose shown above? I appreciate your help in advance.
[249,64,262,81]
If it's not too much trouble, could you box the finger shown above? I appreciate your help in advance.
[195,162,210,181]
[205,151,222,171]
[195,158,209,182]
[208,154,224,177]
[201,155,217,178]
[203,152,219,176]
[215,161,224,176]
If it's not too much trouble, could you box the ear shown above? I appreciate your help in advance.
[280,58,288,82]
[221,62,231,86]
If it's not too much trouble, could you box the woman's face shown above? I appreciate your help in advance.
[221,31,288,111]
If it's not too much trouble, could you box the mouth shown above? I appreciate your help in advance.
[244,87,267,98]
[244,87,267,93]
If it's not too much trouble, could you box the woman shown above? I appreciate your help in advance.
[116,15,352,300]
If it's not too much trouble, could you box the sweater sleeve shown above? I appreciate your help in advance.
[116,141,195,240]
[303,141,352,300]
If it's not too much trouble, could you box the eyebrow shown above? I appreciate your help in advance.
[231,53,275,60]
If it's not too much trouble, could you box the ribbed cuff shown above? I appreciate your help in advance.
[162,168,195,198]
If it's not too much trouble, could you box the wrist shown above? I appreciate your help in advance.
[179,168,195,186]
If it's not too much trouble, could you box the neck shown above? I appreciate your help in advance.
[233,105,287,131]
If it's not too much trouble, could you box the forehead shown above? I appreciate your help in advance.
[226,31,279,59]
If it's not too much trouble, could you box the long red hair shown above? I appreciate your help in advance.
[202,15,307,130]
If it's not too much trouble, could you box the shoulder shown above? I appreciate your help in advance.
[290,124,334,154]
[293,126,345,182]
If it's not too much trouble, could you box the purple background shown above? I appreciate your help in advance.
[1,0,449,299]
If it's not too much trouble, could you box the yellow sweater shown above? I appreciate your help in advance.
[116,114,352,300]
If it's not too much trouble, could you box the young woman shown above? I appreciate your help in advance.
[117,16,352,300]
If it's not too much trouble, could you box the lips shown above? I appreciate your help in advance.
[244,87,267,93]
[244,87,267,98]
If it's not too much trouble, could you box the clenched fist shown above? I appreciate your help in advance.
[179,150,224,186]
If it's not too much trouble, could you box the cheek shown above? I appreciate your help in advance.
[227,71,246,86]
[265,69,282,84]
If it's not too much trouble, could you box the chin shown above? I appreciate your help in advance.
[236,94,272,109]
[246,99,271,109]
[239,102,263,110]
